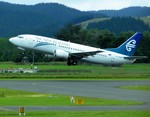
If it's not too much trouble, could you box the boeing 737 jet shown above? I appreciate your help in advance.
[9,32,146,66]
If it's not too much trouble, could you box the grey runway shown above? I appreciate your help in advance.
[0,80,150,111]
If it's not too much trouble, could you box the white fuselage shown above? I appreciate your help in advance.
[9,34,134,65]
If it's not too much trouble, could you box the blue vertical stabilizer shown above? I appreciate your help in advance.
[108,32,142,56]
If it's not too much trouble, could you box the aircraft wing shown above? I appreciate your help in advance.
[124,56,147,60]
[70,50,103,59]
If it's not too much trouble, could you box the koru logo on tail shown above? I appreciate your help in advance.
[126,40,136,52]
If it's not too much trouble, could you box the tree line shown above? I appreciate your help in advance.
[0,24,149,63]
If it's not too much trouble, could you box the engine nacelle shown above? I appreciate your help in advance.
[54,49,69,59]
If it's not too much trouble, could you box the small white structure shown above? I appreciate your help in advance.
[70,96,75,104]
[0,68,37,74]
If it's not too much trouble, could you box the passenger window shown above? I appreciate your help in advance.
[18,36,23,39]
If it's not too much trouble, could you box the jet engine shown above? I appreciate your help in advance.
[54,49,69,59]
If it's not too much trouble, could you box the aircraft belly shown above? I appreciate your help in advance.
[82,56,110,64]
[82,55,127,65]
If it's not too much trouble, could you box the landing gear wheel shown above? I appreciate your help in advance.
[67,58,78,66]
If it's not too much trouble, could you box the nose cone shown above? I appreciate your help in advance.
[9,37,16,45]
[9,38,13,43]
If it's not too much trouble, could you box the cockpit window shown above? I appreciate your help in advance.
[18,36,23,38]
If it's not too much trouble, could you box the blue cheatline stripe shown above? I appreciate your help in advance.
[34,42,51,48]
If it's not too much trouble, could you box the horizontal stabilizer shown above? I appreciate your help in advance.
[124,56,147,60]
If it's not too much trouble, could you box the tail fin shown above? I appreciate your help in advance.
[108,32,142,56]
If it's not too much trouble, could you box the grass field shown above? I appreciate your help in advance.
[0,111,150,117]
[139,17,150,27]
[78,17,111,29]
[0,88,147,117]
[0,88,143,106]
[0,62,149,79]
[0,62,150,117]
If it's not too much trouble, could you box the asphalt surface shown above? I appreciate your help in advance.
[0,80,150,111]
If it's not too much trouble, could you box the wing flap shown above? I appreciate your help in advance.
[70,50,103,59]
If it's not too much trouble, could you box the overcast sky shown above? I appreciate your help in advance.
[1,0,150,11]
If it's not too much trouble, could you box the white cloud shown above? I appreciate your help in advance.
[1,0,150,10]
[70,0,150,11]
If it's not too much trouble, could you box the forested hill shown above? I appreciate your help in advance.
[0,2,105,37]
[0,2,150,37]
[87,17,150,35]
[97,7,150,17]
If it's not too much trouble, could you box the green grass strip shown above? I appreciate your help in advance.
[120,86,150,91]
[0,63,150,79]
[0,88,143,106]
[0,111,150,117]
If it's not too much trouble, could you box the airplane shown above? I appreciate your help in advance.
[9,32,147,66]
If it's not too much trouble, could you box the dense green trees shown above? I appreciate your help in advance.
[57,25,116,48]
[97,7,150,17]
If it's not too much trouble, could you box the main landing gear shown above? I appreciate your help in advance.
[67,58,78,66]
